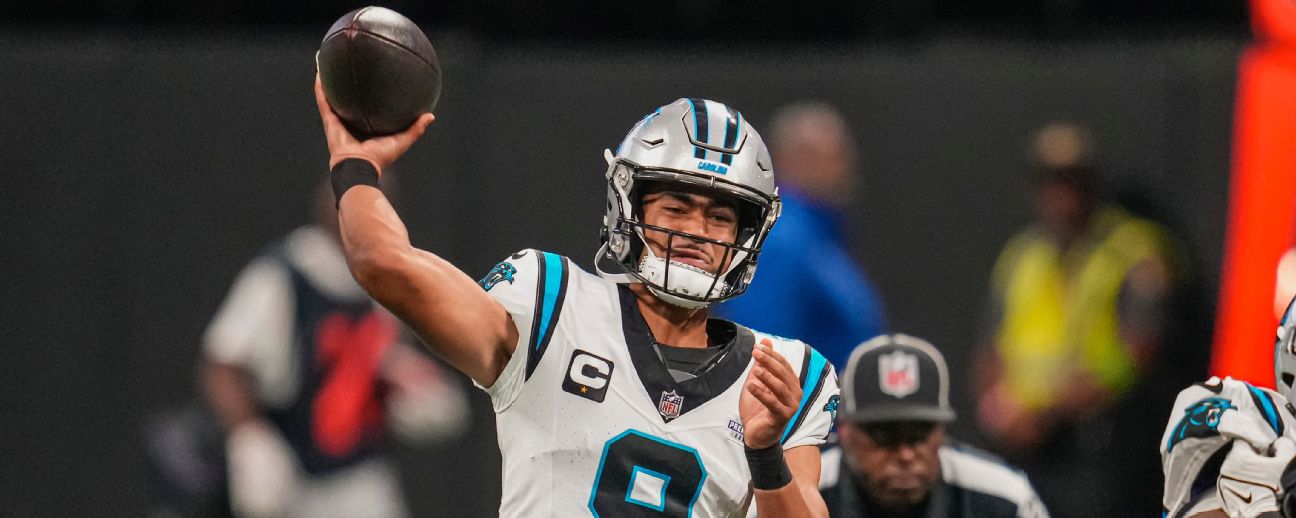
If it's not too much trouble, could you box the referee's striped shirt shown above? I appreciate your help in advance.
[819,440,1050,518]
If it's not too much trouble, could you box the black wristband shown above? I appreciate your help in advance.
[745,444,793,490]
[331,158,380,206]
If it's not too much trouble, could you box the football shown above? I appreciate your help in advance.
[317,6,442,138]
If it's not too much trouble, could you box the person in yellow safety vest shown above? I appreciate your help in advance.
[973,122,1182,517]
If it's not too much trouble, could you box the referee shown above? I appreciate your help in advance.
[820,334,1050,517]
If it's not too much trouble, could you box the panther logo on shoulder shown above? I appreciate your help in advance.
[1166,397,1235,452]
[823,395,840,421]
[478,262,518,291]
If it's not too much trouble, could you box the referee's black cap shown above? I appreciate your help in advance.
[838,334,957,424]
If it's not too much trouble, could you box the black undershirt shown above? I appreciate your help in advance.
[657,343,724,376]
[618,285,755,420]
[653,320,737,382]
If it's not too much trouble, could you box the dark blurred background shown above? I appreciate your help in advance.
[15,0,1246,39]
[1,1,1250,516]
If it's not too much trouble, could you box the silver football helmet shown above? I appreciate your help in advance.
[596,98,781,309]
[1276,293,1296,402]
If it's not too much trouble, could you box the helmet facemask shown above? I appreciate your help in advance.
[595,98,780,309]
[598,159,779,309]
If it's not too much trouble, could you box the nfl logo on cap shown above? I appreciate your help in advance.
[838,334,957,424]
[879,350,919,398]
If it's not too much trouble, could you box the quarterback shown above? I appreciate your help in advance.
[1162,293,1296,517]
[314,77,838,517]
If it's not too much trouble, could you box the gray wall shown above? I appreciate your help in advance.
[1,30,1240,515]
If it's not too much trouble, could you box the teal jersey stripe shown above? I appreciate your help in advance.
[1247,383,1282,435]
[523,251,568,381]
[780,348,828,444]
[536,252,564,350]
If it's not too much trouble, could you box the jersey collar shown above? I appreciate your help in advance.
[618,285,754,423]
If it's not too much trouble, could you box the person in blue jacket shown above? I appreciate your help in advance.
[718,101,886,371]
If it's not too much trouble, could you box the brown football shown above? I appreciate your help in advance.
[317,6,441,138]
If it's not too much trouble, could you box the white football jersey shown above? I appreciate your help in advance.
[1160,376,1296,517]
[475,249,839,517]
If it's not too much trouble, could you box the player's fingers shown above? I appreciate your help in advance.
[392,113,435,147]
[753,341,793,375]
[361,114,434,169]
[314,74,338,123]
[764,345,801,389]
[752,365,793,403]
[313,74,325,108]
[747,380,786,413]
[314,74,362,151]
[751,350,786,389]
[748,373,796,417]
[754,346,801,397]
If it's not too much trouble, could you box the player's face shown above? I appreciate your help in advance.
[839,421,944,509]
[639,186,740,276]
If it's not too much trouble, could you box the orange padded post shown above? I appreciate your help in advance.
[1211,0,1296,386]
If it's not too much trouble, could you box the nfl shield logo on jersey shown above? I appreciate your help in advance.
[658,390,684,421]
[879,350,918,398]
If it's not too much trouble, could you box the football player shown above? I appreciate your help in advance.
[1161,294,1296,517]
[314,77,838,517]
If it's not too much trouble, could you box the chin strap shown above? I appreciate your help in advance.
[593,242,636,284]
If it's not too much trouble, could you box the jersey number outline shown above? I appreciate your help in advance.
[589,429,708,517]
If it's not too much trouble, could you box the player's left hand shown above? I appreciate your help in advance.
[1218,436,1296,517]
[740,340,802,449]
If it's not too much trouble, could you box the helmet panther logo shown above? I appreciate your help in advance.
[1166,397,1235,452]
[478,262,517,292]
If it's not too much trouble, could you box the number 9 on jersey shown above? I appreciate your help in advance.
[589,430,708,517]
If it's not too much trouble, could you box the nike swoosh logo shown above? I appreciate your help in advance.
[1224,485,1253,504]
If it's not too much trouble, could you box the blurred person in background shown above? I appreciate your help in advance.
[718,101,886,371]
[198,179,469,518]
[822,334,1049,517]
[974,122,1183,516]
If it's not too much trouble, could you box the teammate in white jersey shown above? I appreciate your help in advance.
[313,77,838,517]
[1161,293,1296,518]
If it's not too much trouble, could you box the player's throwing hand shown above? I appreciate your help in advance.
[741,339,804,449]
[314,74,434,173]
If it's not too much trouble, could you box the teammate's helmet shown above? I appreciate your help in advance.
[596,98,781,309]
[1276,293,1296,402]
